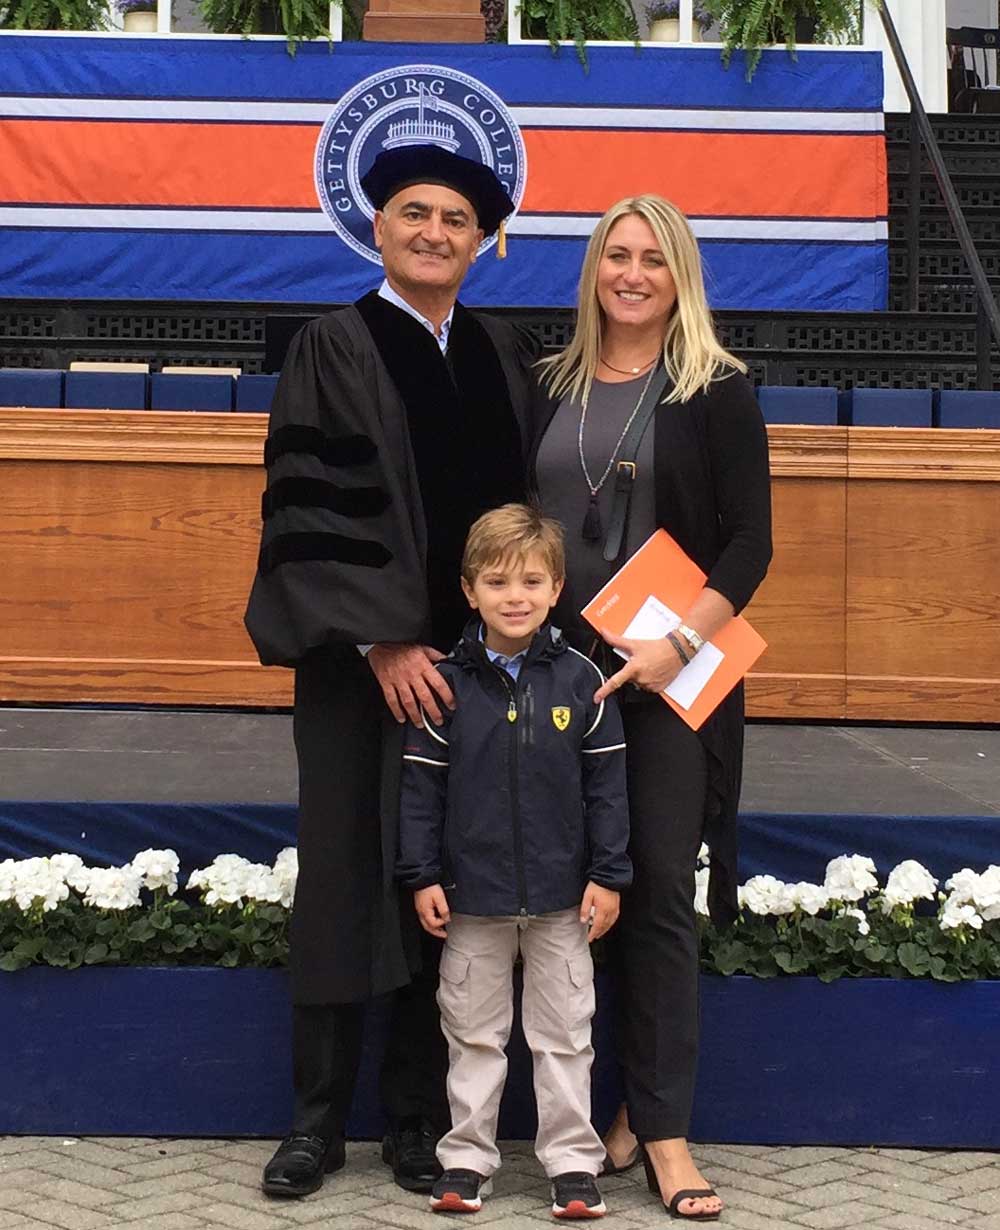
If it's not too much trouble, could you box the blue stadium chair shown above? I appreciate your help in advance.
[935,390,1000,428]
[0,368,64,408]
[757,386,838,425]
[846,388,933,427]
[149,374,234,412]
[64,371,147,411]
[235,374,280,414]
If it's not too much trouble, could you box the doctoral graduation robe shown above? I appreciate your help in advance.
[246,291,536,1002]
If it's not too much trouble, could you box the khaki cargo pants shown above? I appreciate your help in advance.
[435,908,605,1178]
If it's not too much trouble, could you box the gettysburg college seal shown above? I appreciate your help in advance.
[314,64,527,264]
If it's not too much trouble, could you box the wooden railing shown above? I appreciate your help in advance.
[1,409,998,721]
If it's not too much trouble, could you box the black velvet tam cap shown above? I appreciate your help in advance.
[360,145,514,237]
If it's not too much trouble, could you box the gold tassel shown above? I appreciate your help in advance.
[497,219,507,259]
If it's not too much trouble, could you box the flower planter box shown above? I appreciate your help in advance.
[3,968,998,1145]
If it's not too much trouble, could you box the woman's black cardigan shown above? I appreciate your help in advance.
[529,369,773,926]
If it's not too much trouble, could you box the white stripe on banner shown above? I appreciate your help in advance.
[510,216,890,241]
[0,96,883,132]
[0,207,888,241]
[509,107,884,132]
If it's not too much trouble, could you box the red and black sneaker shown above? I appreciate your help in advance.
[429,1168,492,1214]
[551,1172,606,1220]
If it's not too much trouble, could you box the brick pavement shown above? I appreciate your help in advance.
[2,1138,998,1230]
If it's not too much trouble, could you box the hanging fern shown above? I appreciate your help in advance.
[198,0,339,54]
[520,0,640,67]
[699,0,864,80]
[0,0,106,29]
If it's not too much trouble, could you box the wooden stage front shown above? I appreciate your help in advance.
[1,408,998,723]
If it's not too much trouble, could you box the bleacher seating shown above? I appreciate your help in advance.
[234,374,280,414]
[935,388,1000,426]
[64,371,147,411]
[842,387,934,427]
[0,369,64,408]
[757,386,838,425]
[5,368,1000,428]
[149,373,234,412]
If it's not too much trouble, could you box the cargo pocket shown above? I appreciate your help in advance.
[565,952,596,1034]
[436,946,472,1033]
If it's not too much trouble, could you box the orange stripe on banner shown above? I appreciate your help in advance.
[0,120,887,219]
[520,130,887,219]
[0,120,319,208]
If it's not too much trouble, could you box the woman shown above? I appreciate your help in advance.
[531,195,772,1221]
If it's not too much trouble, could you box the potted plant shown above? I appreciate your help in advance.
[0,0,105,28]
[198,0,337,53]
[644,1,713,41]
[699,0,864,79]
[519,0,640,63]
[116,0,157,32]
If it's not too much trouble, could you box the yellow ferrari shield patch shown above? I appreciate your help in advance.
[551,706,571,732]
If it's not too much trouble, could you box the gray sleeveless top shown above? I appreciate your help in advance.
[535,375,657,649]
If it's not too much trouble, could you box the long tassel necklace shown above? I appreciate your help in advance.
[578,363,657,543]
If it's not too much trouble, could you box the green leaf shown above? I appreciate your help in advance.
[897,942,931,976]
[774,948,810,974]
[84,943,110,965]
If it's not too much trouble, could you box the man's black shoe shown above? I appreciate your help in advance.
[261,1133,346,1198]
[382,1116,443,1193]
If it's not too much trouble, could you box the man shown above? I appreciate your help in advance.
[244,144,538,1199]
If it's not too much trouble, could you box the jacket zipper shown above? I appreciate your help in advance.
[492,663,529,915]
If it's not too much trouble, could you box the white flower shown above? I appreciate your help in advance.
[939,899,984,932]
[840,907,871,936]
[788,882,830,916]
[188,854,260,907]
[242,864,285,905]
[10,858,71,912]
[696,843,710,868]
[693,867,710,917]
[271,848,298,908]
[49,853,89,890]
[81,866,143,911]
[129,849,179,895]
[738,875,795,916]
[0,859,16,903]
[943,866,1000,921]
[973,866,1000,922]
[944,868,980,904]
[824,854,879,903]
[881,860,938,912]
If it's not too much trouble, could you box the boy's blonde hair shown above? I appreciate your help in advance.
[462,503,565,586]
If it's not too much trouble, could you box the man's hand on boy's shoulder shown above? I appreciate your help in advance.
[368,642,455,726]
[579,881,620,942]
[414,884,451,938]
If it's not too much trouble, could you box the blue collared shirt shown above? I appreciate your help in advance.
[481,626,527,681]
[378,278,453,354]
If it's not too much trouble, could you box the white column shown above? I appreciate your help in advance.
[864,0,948,113]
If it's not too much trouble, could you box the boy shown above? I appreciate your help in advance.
[396,504,631,1221]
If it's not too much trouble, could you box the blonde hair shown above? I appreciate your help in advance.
[539,194,747,405]
[462,503,565,586]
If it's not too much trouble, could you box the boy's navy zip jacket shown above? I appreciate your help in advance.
[396,619,632,917]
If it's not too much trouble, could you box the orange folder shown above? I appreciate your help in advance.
[580,529,767,731]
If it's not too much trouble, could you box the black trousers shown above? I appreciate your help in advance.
[611,697,708,1142]
[291,927,450,1140]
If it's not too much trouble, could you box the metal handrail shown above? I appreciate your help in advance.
[880,3,1000,388]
